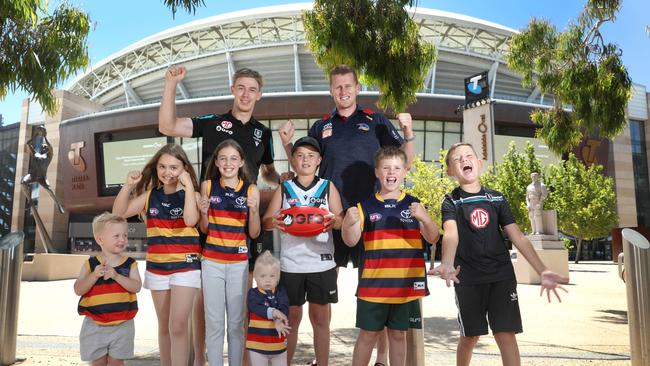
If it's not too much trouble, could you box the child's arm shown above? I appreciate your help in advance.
[409,202,439,245]
[103,260,142,294]
[247,288,275,319]
[504,224,569,302]
[430,219,461,287]
[262,187,284,231]
[247,185,261,238]
[324,183,344,231]
[73,262,103,296]
[179,170,199,226]
[199,181,210,234]
[341,206,362,247]
[112,171,147,218]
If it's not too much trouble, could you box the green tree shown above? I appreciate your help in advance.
[481,142,543,233]
[303,0,436,112]
[406,152,456,230]
[506,0,632,155]
[0,0,91,114]
[545,153,618,263]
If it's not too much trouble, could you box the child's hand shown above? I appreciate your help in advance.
[429,263,461,287]
[247,195,259,215]
[273,318,291,338]
[272,309,288,323]
[178,170,192,188]
[199,197,210,215]
[343,207,360,227]
[125,171,142,186]
[539,270,569,303]
[322,213,336,232]
[102,265,117,281]
[92,264,105,278]
[409,202,428,222]
[274,212,287,232]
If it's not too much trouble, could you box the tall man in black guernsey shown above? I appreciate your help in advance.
[159,65,281,366]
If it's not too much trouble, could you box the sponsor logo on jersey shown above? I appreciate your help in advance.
[369,213,382,222]
[470,208,490,229]
[221,120,233,129]
[309,197,327,205]
[413,281,425,290]
[400,210,412,219]
[238,245,248,254]
[287,198,299,206]
[384,203,396,208]
[210,196,221,204]
[253,128,263,147]
[322,122,333,139]
[510,292,518,302]
[215,125,234,135]
[357,123,369,131]
[235,196,247,207]
[149,208,159,216]
[170,207,184,218]
[185,253,199,263]
[161,202,171,208]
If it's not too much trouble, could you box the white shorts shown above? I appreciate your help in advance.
[143,270,201,290]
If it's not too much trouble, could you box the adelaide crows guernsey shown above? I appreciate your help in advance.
[357,191,428,304]
[145,187,201,274]
[77,256,138,325]
[204,178,253,264]
[279,177,335,273]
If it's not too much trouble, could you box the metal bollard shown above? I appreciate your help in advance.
[620,228,650,366]
[0,232,25,366]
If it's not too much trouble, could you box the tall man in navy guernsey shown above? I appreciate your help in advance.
[279,64,415,268]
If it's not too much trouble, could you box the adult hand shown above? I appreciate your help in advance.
[279,171,295,183]
[397,113,413,138]
[165,65,186,83]
[278,120,295,146]
[539,270,569,303]
[125,171,142,186]
[428,263,461,287]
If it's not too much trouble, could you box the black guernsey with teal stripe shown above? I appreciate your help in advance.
[441,186,516,285]
[191,111,274,180]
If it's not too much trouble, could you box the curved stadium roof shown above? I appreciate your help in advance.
[66,3,549,111]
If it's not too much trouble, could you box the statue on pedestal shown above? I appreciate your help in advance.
[526,172,548,235]
[20,126,64,253]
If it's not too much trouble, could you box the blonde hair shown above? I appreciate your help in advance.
[253,250,280,279]
[92,212,127,237]
[445,142,478,167]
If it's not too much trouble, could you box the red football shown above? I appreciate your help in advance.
[279,206,332,237]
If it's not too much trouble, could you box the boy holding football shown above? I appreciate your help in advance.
[262,136,344,365]
[342,146,438,366]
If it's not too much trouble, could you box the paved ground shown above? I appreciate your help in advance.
[9,261,631,365]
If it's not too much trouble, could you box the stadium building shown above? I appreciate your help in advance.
[6,4,649,260]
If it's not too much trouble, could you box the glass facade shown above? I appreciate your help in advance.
[630,120,650,226]
[0,124,19,236]
[179,118,463,183]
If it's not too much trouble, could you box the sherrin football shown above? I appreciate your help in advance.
[279,205,332,237]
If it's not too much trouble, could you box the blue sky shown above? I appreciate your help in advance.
[1,0,648,125]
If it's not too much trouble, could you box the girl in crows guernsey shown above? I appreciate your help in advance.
[198,139,261,366]
[112,143,202,366]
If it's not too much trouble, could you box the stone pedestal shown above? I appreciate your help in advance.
[511,248,570,284]
[21,253,89,281]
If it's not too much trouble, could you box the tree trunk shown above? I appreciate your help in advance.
[574,238,582,264]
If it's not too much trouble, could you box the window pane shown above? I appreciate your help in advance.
[427,121,443,131]
[424,132,443,161]
[445,122,462,132]
[443,132,462,150]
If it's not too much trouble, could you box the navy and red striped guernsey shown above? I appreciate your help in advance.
[204,178,252,264]
[246,287,289,355]
[356,191,429,304]
[145,187,201,274]
[77,256,138,325]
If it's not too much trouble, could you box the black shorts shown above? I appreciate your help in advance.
[355,299,422,331]
[454,279,522,337]
[333,230,360,268]
[279,268,338,306]
[248,231,274,272]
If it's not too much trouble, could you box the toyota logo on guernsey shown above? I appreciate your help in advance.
[170,207,184,217]
[470,208,490,229]
[400,210,412,219]
[235,196,247,206]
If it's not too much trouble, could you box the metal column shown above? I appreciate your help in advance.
[621,228,650,366]
[0,232,25,366]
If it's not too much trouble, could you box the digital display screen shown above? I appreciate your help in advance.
[102,136,168,189]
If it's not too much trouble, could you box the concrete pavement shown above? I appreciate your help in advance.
[11,261,631,365]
